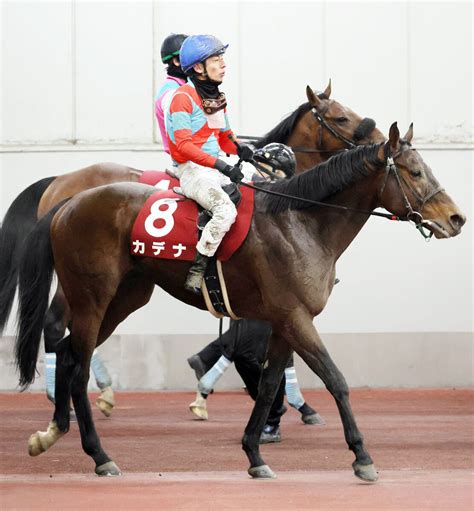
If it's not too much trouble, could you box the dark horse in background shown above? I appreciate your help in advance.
[15,123,465,481]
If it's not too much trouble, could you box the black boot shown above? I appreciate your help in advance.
[187,354,207,380]
[259,424,281,444]
[184,253,209,295]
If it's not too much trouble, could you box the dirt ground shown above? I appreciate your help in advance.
[0,389,472,510]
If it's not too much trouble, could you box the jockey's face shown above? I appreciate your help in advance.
[194,54,226,82]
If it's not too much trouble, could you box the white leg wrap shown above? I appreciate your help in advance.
[285,367,305,409]
[28,421,64,456]
[198,355,231,395]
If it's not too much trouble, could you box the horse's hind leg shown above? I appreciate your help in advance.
[241,332,292,479]
[43,286,70,403]
[68,328,121,476]
[289,313,378,482]
[28,334,74,456]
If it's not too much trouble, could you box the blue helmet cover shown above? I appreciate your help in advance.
[180,34,228,73]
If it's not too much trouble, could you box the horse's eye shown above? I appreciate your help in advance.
[411,170,422,178]
[335,117,348,123]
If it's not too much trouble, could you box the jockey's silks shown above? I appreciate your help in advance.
[155,75,186,154]
[166,80,237,168]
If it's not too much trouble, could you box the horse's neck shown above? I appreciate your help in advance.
[297,175,382,261]
[287,112,325,169]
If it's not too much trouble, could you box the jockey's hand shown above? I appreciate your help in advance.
[237,142,255,162]
[225,165,244,183]
[214,160,244,183]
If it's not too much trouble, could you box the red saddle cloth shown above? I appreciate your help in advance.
[131,170,254,261]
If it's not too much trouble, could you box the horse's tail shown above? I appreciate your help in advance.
[0,177,56,334]
[15,200,65,389]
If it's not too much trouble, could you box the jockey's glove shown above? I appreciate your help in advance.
[214,159,244,184]
[237,142,255,162]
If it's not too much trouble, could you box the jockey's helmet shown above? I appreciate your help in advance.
[180,35,228,74]
[254,143,296,178]
[161,33,188,64]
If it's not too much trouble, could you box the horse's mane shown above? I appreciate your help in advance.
[254,102,313,148]
[261,143,385,214]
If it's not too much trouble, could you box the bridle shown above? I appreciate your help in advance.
[238,142,445,240]
[380,145,445,239]
[239,95,373,155]
[291,98,368,154]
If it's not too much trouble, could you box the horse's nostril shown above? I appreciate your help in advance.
[450,213,466,229]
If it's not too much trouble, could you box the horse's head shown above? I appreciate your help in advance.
[304,81,385,151]
[379,122,466,239]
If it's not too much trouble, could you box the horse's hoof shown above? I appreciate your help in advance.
[96,387,115,417]
[302,412,326,425]
[352,461,379,482]
[95,461,122,476]
[189,393,208,420]
[96,398,113,417]
[28,421,63,457]
[28,432,45,457]
[248,465,276,479]
[189,404,208,420]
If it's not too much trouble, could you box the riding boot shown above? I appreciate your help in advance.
[184,253,209,295]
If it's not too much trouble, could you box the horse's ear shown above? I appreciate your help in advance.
[388,122,400,151]
[323,78,332,98]
[306,85,321,107]
[403,123,414,144]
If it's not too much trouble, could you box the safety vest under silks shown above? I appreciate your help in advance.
[166,80,237,168]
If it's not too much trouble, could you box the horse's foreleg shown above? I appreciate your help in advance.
[289,314,378,482]
[241,332,292,479]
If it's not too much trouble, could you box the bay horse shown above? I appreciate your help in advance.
[0,81,382,351]
[15,122,465,481]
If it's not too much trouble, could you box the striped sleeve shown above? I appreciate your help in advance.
[169,92,217,167]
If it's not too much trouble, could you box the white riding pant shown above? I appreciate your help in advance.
[175,162,237,257]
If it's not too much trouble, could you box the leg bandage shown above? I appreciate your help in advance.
[90,349,112,389]
[45,352,56,403]
[285,366,305,409]
[198,355,231,395]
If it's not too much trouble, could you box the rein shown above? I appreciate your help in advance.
[240,179,402,221]
[240,143,444,238]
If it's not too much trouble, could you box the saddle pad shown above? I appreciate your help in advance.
[131,184,254,262]
[139,170,179,189]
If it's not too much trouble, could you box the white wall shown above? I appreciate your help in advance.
[1,1,472,344]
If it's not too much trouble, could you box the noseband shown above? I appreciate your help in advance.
[381,146,445,239]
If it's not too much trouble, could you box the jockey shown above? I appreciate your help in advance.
[155,33,188,153]
[167,34,254,294]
